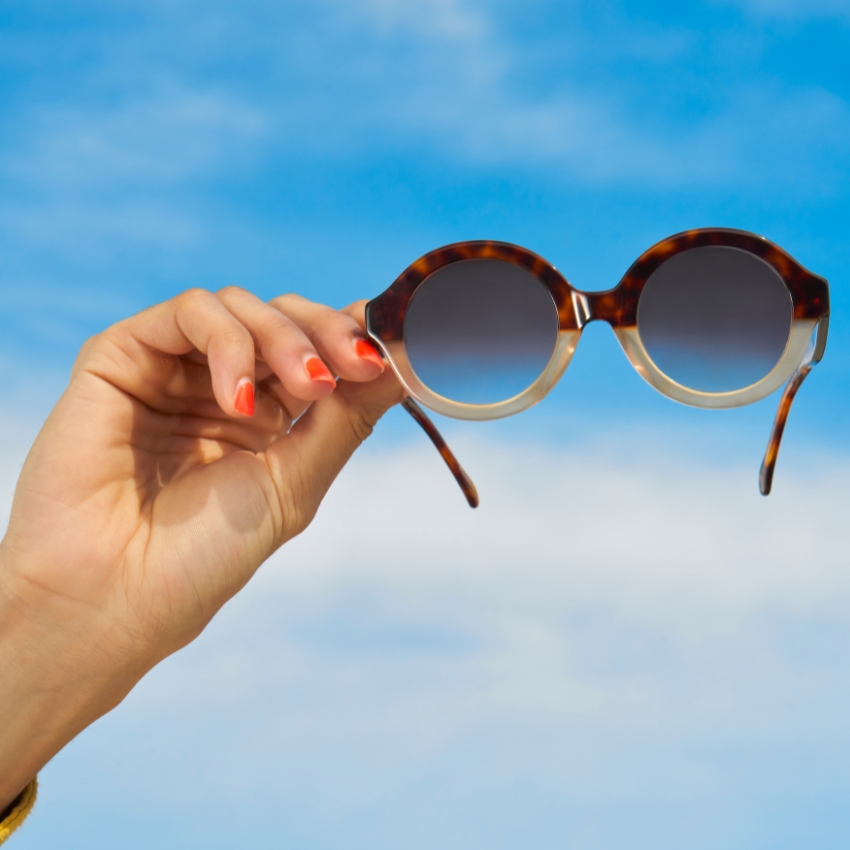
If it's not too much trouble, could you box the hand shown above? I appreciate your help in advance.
[0,287,404,809]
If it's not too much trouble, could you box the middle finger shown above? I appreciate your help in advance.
[216,286,339,401]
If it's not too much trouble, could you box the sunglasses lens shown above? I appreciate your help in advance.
[404,258,559,405]
[637,246,792,393]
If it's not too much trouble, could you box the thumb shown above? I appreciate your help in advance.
[261,369,405,541]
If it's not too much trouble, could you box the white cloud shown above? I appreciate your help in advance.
[2,0,848,272]
[356,37,850,190]
[0,82,264,254]
[16,91,263,191]
[353,0,487,40]
[11,428,849,846]
[0,199,201,253]
[274,0,849,188]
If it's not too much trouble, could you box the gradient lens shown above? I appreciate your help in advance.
[637,246,792,393]
[404,258,559,405]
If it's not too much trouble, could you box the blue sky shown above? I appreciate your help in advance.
[2,1,850,848]
[2,0,849,441]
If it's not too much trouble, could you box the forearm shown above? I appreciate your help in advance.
[0,548,142,811]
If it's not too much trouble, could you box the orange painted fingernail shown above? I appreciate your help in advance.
[234,381,255,416]
[354,338,384,370]
[305,356,336,386]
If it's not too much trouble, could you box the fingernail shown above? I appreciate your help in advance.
[354,338,384,371]
[234,380,255,416]
[305,356,336,387]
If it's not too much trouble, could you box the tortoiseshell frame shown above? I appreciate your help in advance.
[366,229,830,506]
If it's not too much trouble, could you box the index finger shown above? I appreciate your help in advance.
[340,299,369,330]
[87,289,256,418]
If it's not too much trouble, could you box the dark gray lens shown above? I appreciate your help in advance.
[637,246,792,393]
[404,258,559,405]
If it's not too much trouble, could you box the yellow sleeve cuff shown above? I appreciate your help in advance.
[0,778,37,845]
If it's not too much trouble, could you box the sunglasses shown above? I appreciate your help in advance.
[366,228,830,507]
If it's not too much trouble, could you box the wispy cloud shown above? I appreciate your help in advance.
[352,0,488,40]
[1,1,848,360]
[0,78,264,255]
[18,435,849,847]
[290,0,850,188]
[2,0,848,227]
[3,88,264,192]
[0,6,847,845]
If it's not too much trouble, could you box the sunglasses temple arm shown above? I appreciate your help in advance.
[758,363,814,495]
[401,397,480,508]
[759,316,829,496]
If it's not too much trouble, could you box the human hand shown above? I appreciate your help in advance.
[0,288,403,809]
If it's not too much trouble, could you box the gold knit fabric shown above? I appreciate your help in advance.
[0,779,37,845]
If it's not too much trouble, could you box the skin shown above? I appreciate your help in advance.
[0,287,404,812]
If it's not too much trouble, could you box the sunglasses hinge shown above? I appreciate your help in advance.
[813,315,829,363]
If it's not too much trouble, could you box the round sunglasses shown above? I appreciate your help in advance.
[366,228,830,507]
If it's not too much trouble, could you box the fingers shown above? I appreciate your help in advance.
[92,289,257,418]
[131,403,287,463]
[261,370,407,541]
[269,294,385,382]
[81,288,386,422]
[216,287,339,402]
[258,375,314,423]
[340,299,369,330]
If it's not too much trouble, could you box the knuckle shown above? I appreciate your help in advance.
[72,332,103,372]
[342,300,368,329]
[176,287,212,309]
[76,335,135,382]
[277,482,310,539]
[77,331,102,358]
[216,327,253,350]
[313,311,346,338]
[262,454,312,541]
[263,306,295,335]
[217,285,247,302]
[345,399,378,445]
[271,293,301,308]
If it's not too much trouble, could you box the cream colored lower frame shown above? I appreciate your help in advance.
[372,319,816,420]
[377,330,582,420]
[615,319,817,410]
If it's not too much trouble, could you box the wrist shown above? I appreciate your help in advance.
[0,544,145,811]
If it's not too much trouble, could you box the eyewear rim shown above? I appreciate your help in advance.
[366,228,830,506]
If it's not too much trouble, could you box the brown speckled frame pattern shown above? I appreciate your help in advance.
[366,229,830,506]
[401,397,479,508]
